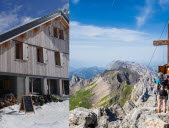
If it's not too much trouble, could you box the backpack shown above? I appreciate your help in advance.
[159,78,169,97]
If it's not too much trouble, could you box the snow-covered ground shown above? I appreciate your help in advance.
[0,100,69,128]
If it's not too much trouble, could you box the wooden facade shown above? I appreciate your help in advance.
[0,11,69,102]
[0,19,69,78]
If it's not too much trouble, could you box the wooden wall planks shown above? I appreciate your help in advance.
[0,19,69,78]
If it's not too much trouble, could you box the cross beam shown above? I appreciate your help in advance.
[153,40,169,45]
[153,22,169,64]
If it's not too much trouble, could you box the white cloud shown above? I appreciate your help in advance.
[62,2,69,10]
[0,5,22,34]
[159,0,169,4]
[70,21,159,67]
[71,0,79,4]
[136,0,153,27]
[71,45,103,49]
[70,21,153,43]
[21,17,35,25]
[0,5,36,34]
[159,0,169,8]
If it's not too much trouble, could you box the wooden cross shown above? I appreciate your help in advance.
[153,22,169,64]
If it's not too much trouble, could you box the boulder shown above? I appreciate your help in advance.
[69,107,97,128]
[110,104,126,119]
[69,107,117,128]
[157,113,169,124]
[92,106,116,127]
[123,101,136,114]
[145,116,169,128]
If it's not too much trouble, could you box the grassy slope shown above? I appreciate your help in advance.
[96,82,133,107]
[70,69,135,110]
[69,81,97,110]
[70,81,133,110]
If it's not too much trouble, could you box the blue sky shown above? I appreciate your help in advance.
[0,0,68,34]
[70,0,169,68]
[1,0,169,68]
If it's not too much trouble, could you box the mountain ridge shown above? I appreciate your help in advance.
[70,60,158,110]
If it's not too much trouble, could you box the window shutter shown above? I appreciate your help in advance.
[49,25,53,36]
[43,48,48,64]
[23,43,29,61]
[53,27,58,38]
[57,29,60,39]
[60,53,64,66]
[63,30,66,40]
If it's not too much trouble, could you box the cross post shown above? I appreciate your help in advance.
[153,22,169,63]
[153,22,169,74]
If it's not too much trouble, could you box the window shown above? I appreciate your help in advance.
[0,80,4,90]
[59,29,64,40]
[0,80,9,90]
[55,51,61,66]
[15,42,23,59]
[29,78,42,95]
[50,79,58,95]
[47,79,58,95]
[53,27,58,38]
[62,80,69,95]
[37,47,43,63]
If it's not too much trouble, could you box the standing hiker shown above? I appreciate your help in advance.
[156,73,169,113]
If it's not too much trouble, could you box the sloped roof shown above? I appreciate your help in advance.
[0,10,69,44]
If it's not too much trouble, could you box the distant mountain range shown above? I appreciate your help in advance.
[69,60,159,80]
[69,66,105,80]
[70,60,158,110]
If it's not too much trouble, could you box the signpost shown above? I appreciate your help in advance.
[19,95,35,114]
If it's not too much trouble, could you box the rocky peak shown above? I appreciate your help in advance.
[102,68,140,86]
[70,75,83,87]
[108,60,157,77]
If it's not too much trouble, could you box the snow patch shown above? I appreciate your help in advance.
[0,100,69,128]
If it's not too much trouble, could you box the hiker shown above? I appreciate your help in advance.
[156,73,169,113]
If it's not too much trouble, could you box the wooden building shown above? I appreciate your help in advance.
[0,10,69,102]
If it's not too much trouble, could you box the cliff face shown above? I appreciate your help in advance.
[70,60,158,110]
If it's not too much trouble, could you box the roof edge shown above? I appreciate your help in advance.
[0,10,69,44]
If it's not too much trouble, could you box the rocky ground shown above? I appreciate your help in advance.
[69,101,169,128]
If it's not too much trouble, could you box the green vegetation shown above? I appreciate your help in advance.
[96,80,133,107]
[122,85,133,96]
[119,85,133,106]
[96,94,110,107]
[69,81,97,110]
[86,81,97,87]
[99,101,108,107]
[100,94,110,103]
[98,96,114,107]
[98,83,133,107]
